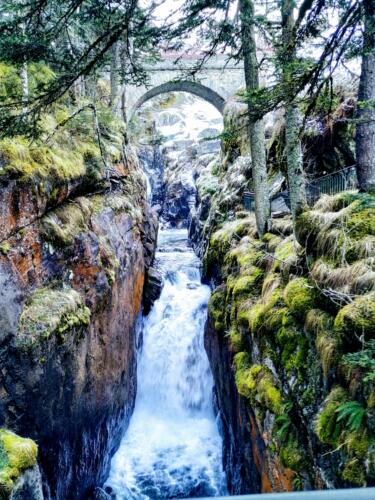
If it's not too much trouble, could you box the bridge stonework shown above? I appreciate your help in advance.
[125,53,245,117]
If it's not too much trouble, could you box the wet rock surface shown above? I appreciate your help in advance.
[0,148,158,499]
[204,317,262,494]
[10,466,44,500]
[142,266,163,314]
[134,93,223,229]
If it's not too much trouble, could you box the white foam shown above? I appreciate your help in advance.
[105,230,226,499]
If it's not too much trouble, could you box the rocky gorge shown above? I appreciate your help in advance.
[0,116,158,497]
[189,98,375,493]
[0,83,373,500]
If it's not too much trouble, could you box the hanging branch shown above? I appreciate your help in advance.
[44,103,108,171]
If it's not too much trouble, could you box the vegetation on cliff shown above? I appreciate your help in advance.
[0,430,38,497]
[0,63,126,189]
[205,190,375,489]
[17,286,91,347]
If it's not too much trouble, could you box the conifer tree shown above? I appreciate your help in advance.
[239,0,270,236]
[355,0,375,193]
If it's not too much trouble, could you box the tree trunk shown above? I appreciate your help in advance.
[285,103,306,217]
[281,0,307,221]
[239,0,270,237]
[355,0,375,193]
[85,75,97,101]
[20,61,29,115]
[110,42,120,113]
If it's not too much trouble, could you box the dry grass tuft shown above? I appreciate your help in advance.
[311,258,375,294]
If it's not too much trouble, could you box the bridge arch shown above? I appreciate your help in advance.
[131,81,226,116]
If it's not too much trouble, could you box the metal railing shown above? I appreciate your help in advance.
[305,165,357,205]
[198,488,375,500]
[243,191,255,211]
[242,166,358,212]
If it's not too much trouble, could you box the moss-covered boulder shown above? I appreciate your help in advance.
[234,358,283,414]
[334,293,375,347]
[208,285,226,332]
[232,267,263,300]
[296,192,375,263]
[284,278,317,320]
[0,429,38,497]
[17,286,91,346]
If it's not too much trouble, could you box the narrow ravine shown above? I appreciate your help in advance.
[105,229,227,499]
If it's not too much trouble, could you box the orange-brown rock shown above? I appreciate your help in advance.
[0,148,158,499]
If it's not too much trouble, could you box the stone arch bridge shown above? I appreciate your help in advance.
[125,52,245,118]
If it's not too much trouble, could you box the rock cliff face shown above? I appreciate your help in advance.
[203,199,375,492]
[190,98,375,493]
[0,146,157,499]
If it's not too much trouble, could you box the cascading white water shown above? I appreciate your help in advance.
[105,229,226,499]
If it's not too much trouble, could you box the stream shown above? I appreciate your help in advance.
[105,229,226,499]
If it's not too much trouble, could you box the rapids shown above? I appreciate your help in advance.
[105,229,226,499]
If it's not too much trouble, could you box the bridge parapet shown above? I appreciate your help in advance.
[125,53,245,118]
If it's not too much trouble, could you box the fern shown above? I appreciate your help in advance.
[344,340,375,384]
[336,401,366,431]
[275,414,292,441]
[293,475,303,491]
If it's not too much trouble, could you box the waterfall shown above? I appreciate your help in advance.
[105,229,226,499]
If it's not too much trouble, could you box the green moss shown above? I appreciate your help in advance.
[208,286,226,332]
[226,243,263,274]
[346,429,370,457]
[296,193,375,263]
[276,326,308,379]
[305,309,338,376]
[245,303,265,333]
[104,192,142,221]
[272,237,300,276]
[315,386,348,446]
[17,286,91,346]
[40,199,92,246]
[239,272,285,335]
[211,218,254,247]
[316,330,339,377]
[228,329,245,353]
[232,267,263,299]
[235,363,260,399]
[341,458,366,486]
[0,429,38,496]
[305,309,333,336]
[334,293,375,343]
[0,65,127,184]
[263,307,290,333]
[347,208,375,238]
[233,351,250,371]
[284,278,317,319]
[206,217,257,275]
[0,242,10,255]
[235,362,282,414]
[280,438,306,472]
[263,232,282,252]
[0,136,87,182]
